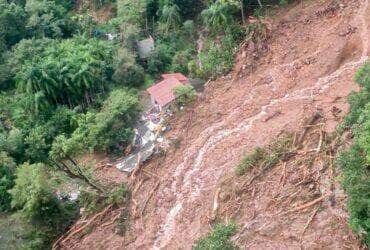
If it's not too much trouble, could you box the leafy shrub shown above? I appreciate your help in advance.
[182,20,196,40]
[10,163,77,226]
[337,61,370,246]
[147,43,174,76]
[193,222,238,250]
[337,146,370,245]
[171,48,195,74]
[0,152,16,211]
[173,84,196,106]
[86,88,141,152]
[342,91,370,129]
[24,107,77,163]
[198,34,238,79]
[0,128,25,162]
[201,0,240,34]
[235,134,293,176]
[113,61,145,87]
[158,3,182,35]
[357,104,370,163]
[80,184,129,214]
[355,62,370,91]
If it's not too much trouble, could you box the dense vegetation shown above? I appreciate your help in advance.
[337,62,370,246]
[0,0,293,248]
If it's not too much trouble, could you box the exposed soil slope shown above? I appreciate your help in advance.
[63,0,370,248]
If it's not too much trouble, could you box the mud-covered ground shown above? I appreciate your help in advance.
[62,0,370,249]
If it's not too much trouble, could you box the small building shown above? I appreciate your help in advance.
[147,73,189,109]
[137,36,155,60]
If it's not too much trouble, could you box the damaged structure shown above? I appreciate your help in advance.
[115,73,189,173]
[147,73,189,110]
[115,107,168,173]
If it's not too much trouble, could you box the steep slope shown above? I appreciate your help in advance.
[63,0,370,248]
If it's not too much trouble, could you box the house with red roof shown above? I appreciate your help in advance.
[147,73,189,109]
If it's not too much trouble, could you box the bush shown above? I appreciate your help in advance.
[147,42,174,76]
[87,88,141,152]
[337,146,370,245]
[0,152,16,211]
[193,222,238,250]
[171,48,195,74]
[235,134,293,176]
[182,20,196,40]
[80,184,129,214]
[201,0,240,34]
[355,62,370,91]
[337,61,370,246]
[342,91,370,129]
[173,84,196,106]
[113,61,145,87]
[10,163,77,226]
[0,128,25,162]
[235,147,266,176]
[197,34,238,79]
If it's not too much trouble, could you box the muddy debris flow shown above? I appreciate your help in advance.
[62,0,369,249]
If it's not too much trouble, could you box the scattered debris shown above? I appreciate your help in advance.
[210,187,221,221]
[300,206,319,241]
[141,181,160,215]
[53,204,113,249]
[280,194,328,215]
[115,106,167,174]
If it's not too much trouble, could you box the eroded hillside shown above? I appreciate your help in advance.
[62,0,370,248]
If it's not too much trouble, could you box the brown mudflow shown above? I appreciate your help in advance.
[64,0,370,249]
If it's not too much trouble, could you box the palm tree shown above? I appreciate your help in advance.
[159,3,181,34]
[201,0,239,32]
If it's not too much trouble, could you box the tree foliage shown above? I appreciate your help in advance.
[173,84,196,106]
[0,152,16,211]
[9,163,78,248]
[158,3,182,34]
[70,88,141,153]
[15,37,114,108]
[201,0,240,33]
[338,62,370,246]
[0,0,27,48]
[25,0,75,38]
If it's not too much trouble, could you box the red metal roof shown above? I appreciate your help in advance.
[147,77,183,107]
[161,73,188,83]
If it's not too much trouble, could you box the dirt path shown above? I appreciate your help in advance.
[65,0,369,249]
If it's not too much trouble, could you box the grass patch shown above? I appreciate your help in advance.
[235,147,266,176]
[236,134,294,176]
[193,222,238,250]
